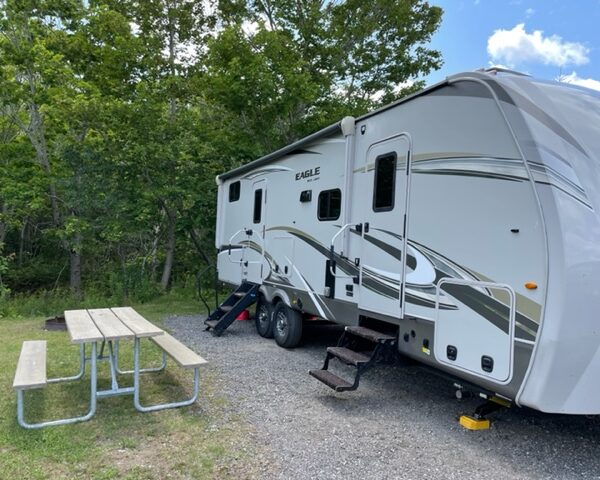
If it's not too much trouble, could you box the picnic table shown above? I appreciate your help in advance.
[13,307,207,429]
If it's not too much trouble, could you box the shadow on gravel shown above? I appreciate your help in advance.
[169,315,600,480]
[305,325,600,479]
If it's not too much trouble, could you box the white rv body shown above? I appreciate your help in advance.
[215,70,600,414]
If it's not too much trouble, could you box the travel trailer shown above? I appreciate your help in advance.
[207,68,600,415]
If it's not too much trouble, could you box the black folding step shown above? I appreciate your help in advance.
[309,369,353,392]
[327,347,369,366]
[204,282,259,336]
[345,326,396,343]
[309,324,397,392]
[204,319,219,329]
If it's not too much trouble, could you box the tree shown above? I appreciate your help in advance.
[101,0,216,291]
[0,0,85,295]
[208,0,443,147]
[0,0,142,297]
[0,0,444,300]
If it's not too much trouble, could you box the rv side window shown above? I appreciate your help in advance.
[318,189,341,221]
[253,189,263,223]
[373,153,397,212]
[229,181,240,202]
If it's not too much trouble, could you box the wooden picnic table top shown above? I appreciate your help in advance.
[111,307,164,338]
[88,308,135,341]
[65,307,163,343]
[64,309,104,344]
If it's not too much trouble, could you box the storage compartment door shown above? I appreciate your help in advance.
[434,279,516,384]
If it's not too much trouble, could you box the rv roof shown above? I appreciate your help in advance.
[216,68,529,182]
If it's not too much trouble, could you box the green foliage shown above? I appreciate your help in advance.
[0,0,443,300]
[0,246,10,299]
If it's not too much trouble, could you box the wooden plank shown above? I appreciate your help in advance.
[111,307,164,338]
[151,333,208,368]
[65,309,104,344]
[13,340,47,390]
[88,308,134,340]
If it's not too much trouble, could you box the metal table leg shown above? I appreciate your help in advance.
[47,343,86,384]
[115,339,167,375]
[96,340,134,398]
[133,337,199,412]
[17,342,98,429]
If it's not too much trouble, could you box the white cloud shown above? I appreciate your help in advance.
[525,8,535,18]
[129,22,140,35]
[487,23,589,68]
[368,80,416,102]
[394,79,415,93]
[560,72,600,92]
[242,20,260,36]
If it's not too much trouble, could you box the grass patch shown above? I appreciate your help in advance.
[1,292,210,319]
[0,296,268,479]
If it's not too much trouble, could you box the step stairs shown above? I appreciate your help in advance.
[309,325,397,392]
[204,282,259,336]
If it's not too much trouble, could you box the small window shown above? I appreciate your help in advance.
[373,153,396,211]
[253,189,263,223]
[318,189,341,221]
[229,181,240,202]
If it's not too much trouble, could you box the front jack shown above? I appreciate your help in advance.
[459,397,511,430]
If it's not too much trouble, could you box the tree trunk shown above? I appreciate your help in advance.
[29,100,84,295]
[0,204,7,245]
[18,219,27,267]
[160,210,177,291]
[167,5,177,121]
[27,98,62,228]
[69,234,82,299]
[149,223,161,279]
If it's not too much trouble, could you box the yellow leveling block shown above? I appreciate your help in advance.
[459,415,491,430]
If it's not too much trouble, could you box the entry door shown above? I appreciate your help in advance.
[244,179,267,283]
[358,135,411,318]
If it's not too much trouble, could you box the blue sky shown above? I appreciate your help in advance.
[424,0,600,90]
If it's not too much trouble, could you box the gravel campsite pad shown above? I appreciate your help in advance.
[166,315,600,480]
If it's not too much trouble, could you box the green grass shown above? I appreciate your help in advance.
[0,296,265,479]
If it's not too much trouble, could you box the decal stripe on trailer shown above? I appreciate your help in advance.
[227,227,539,341]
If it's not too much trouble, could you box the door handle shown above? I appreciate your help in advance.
[356,222,370,234]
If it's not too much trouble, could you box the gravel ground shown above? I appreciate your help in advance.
[166,314,600,480]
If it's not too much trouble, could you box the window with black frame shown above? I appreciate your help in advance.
[373,153,397,211]
[253,189,263,223]
[229,181,240,202]
[318,189,341,221]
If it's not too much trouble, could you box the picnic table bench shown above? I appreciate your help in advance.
[13,307,207,429]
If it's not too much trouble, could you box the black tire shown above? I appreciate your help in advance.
[272,302,303,348]
[255,297,274,338]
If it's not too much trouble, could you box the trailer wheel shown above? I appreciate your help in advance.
[273,302,303,348]
[255,296,274,338]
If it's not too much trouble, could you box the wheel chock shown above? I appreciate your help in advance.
[459,415,491,430]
